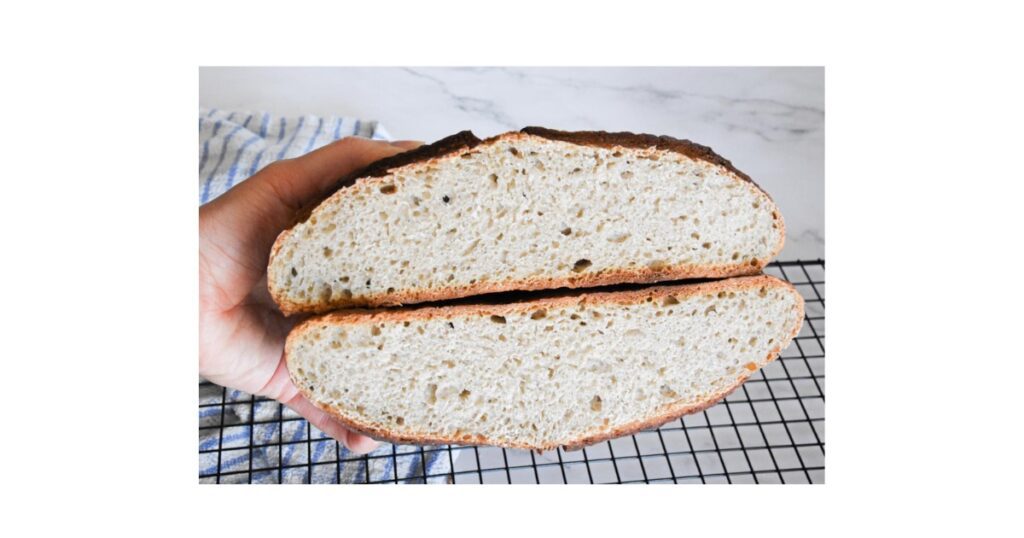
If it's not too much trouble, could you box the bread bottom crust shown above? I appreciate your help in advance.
[275,259,771,316]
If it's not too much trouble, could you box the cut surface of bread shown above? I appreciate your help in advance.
[286,275,803,450]
[269,128,785,315]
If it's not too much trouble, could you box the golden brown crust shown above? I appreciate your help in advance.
[269,128,786,316]
[286,275,805,451]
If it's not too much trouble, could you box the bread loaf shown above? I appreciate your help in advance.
[285,275,803,450]
[269,128,785,315]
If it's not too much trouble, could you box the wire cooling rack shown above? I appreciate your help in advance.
[199,259,824,484]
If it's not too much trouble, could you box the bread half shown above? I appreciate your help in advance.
[286,275,803,450]
[269,128,785,315]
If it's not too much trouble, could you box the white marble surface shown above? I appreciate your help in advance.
[199,67,823,259]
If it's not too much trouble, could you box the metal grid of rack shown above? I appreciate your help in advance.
[199,259,824,484]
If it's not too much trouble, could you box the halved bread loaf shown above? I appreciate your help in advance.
[269,128,785,315]
[286,275,803,450]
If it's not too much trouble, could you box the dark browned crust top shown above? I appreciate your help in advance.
[520,126,756,186]
[360,130,482,178]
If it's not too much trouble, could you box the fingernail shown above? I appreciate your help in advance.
[346,431,381,455]
[390,140,424,149]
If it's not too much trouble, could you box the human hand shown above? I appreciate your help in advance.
[199,137,421,453]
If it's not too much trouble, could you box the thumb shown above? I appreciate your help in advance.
[211,137,415,233]
[199,137,421,286]
[389,140,424,150]
[284,392,381,455]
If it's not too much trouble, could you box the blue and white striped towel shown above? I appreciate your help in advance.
[198,107,392,204]
[199,108,455,483]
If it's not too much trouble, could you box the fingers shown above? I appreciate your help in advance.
[247,137,423,215]
[201,135,416,457]
[262,357,380,455]
[345,430,382,454]
[389,140,424,150]
[273,138,404,206]
[284,392,381,455]
[199,137,422,294]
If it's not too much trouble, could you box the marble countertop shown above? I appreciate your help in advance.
[199,67,823,259]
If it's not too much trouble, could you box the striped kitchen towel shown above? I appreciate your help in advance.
[198,107,392,203]
[198,108,456,483]
[198,384,456,484]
